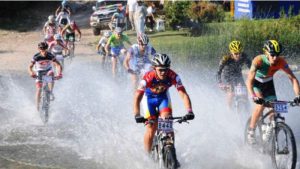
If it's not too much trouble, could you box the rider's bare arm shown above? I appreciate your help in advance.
[283,67,300,96]
[124,51,131,70]
[178,89,193,112]
[53,60,63,74]
[28,62,35,76]
[133,90,144,116]
[246,64,257,96]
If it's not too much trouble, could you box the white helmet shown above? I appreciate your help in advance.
[114,27,123,34]
[137,33,149,45]
[151,53,171,68]
[104,31,112,38]
[54,34,62,41]
[48,15,55,24]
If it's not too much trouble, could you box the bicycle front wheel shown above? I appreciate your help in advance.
[39,90,50,124]
[164,145,177,169]
[271,122,297,169]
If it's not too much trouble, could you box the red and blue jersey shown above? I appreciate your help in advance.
[137,69,185,97]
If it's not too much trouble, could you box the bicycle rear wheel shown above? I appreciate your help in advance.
[164,145,177,169]
[271,122,297,169]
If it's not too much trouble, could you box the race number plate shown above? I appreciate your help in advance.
[157,118,173,133]
[273,102,288,113]
[234,85,247,96]
[42,75,53,83]
[56,54,64,60]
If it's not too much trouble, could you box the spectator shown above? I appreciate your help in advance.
[127,0,137,31]
[146,2,155,32]
[135,0,147,35]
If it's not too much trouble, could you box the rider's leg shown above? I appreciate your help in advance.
[111,56,117,78]
[226,91,234,109]
[130,74,138,89]
[144,120,157,153]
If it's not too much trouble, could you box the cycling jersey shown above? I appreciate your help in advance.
[138,69,185,119]
[128,44,156,74]
[49,41,66,61]
[138,69,185,97]
[252,54,289,80]
[44,21,57,36]
[108,34,130,48]
[98,37,108,47]
[251,54,290,101]
[56,11,70,26]
[217,53,251,85]
[31,52,56,71]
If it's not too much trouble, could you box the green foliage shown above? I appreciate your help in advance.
[187,1,225,23]
[164,1,191,29]
[149,15,300,68]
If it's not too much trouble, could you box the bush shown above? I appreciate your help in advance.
[164,1,191,29]
[187,1,225,23]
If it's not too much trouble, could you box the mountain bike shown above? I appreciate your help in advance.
[66,36,75,61]
[139,116,190,169]
[220,83,249,124]
[244,100,298,169]
[33,74,60,124]
[232,83,249,124]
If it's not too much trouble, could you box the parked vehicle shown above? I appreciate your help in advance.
[90,0,126,35]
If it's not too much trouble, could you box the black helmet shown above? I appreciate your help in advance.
[263,40,283,55]
[152,53,171,68]
[38,42,48,50]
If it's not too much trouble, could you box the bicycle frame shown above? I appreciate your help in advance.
[38,75,52,124]
[150,117,185,169]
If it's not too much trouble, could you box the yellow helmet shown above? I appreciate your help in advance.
[229,40,243,53]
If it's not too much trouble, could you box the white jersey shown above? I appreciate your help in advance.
[56,11,70,25]
[128,44,156,75]
[98,37,108,47]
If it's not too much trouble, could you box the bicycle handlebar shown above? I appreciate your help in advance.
[138,116,191,124]
[263,100,299,107]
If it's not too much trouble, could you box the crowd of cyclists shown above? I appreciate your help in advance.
[28,1,81,110]
[26,1,300,167]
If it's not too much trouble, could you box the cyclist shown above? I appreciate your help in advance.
[217,40,251,109]
[55,0,71,16]
[96,30,112,67]
[246,40,300,145]
[56,9,70,31]
[49,34,68,68]
[28,42,63,110]
[133,53,194,165]
[43,15,58,44]
[61,20,81,56]
[105,27,132,78]
[124,33,156,89]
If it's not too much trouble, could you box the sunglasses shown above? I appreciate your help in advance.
[269,53,279,57]
[156,68,169,72]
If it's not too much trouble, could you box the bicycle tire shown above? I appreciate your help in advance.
[164,145,177,169]
[271,122,297,169]
[39,87,49,124]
